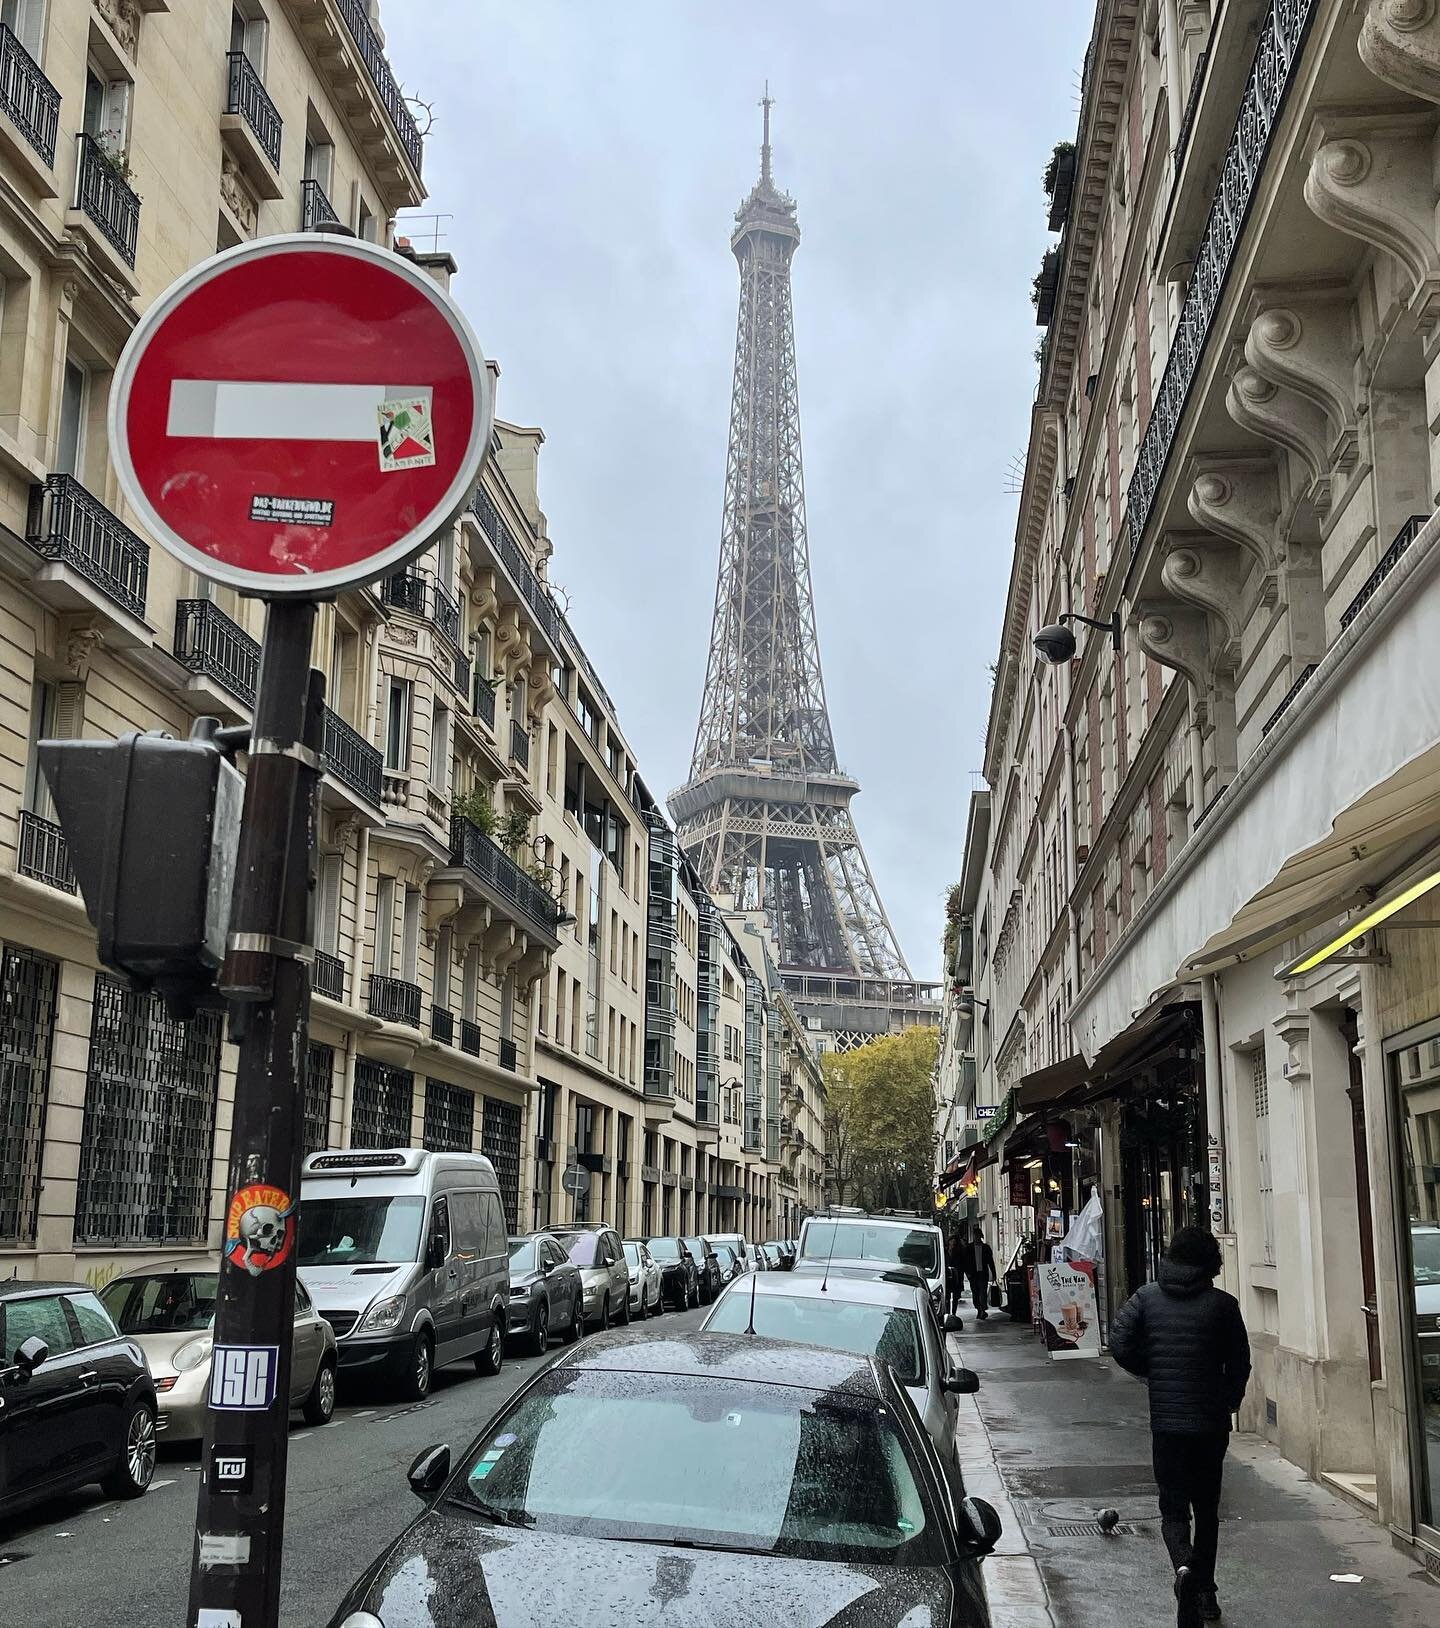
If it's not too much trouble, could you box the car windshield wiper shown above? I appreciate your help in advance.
[448,1493,534,1527]
[618,1534,767,1555]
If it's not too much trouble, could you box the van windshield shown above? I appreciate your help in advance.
[297,1195,425,1266]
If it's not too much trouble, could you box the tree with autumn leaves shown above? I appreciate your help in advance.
[822,1026,939,1213]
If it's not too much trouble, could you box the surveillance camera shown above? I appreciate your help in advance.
[1033,622,1077,664]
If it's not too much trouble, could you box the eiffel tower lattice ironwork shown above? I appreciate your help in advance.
[670,96,912,983]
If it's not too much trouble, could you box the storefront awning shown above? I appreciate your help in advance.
[1015,1053,1089,1113]
[938,1145,997,1187]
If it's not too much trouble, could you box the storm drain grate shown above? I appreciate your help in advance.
[1045,1521,1139,1537]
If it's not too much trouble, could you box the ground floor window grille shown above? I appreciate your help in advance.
[0,945,60,1245]
[75,974,221,1246]
[1252,1049,1275,1266]
[304,1043,334,1155]
[424,1077,474,1153]
[351,1058,413,1148]
[482,1096,521,1230]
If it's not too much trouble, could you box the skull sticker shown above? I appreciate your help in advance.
[224,1184,297,1276]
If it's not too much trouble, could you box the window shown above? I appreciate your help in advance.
[462,944,479,1022]
[374,876,394,977]
[357,198,377,242]
[385,677,412,771]
[56,357,87,479]
[434,925,452,1011]
[500,976,514,1042]
[329,627,359,724]
[429,700,449,791]
[1252,1050,1274,1267]
[2,0,46,60]
[317,852,342,955]
[24,678,79,820]
[303,128,334,192]
[83,64,130,157]
[229,5,268,72]
[66,1290,118,1347]
[401,885,420,982]
[546,723,559,797]
[437,526,456,594]
[1,1293,74,1359]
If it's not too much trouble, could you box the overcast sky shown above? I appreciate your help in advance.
[384,2,1094,981]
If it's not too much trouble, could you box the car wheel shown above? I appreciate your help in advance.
[302,1359,337,1426]
[529,1302,549,1357]
[598,1294,610,1331]
[651,1282,663,1315]
[564,1289,583,1343]
[402,1332,433,1401]
[101,1402,157,1499]
[475,1315,505,1376]
[617,1284,631,1325]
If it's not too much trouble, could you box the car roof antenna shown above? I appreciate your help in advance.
[745,1262,758,1335]
[820,1216,839,1295]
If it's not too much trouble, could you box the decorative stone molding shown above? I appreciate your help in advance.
[1304,118,1440,292]
[1243,301,1356,443]
[219,155,257,239]
[385,623,418,649]
[470,570,498,627]
[1159,537,1246,659]
[1226,365,1332,484]
[96,0,140,57]
[527,658,555,722]
[1134,601,1216,691]
[1187,457,1281,570]
[61,615,106,676]
[1359,0,1440,105]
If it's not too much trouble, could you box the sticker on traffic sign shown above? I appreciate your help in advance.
[109,234,492,596]
[209,1344,279,1411]
[210,1448,253,1493]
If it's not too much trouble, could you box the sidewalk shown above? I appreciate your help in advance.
[947,1313,1440,1627]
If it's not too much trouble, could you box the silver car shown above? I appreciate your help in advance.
[699,1266,972,1458]
[548,1225,630,1329]
[506,1233,584,1354]
[621,1240,664,1318]
[100,1262,337,1443]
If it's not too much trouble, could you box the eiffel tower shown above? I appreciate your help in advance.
[670,96,935,1048]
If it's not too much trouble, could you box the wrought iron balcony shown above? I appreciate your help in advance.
[368,973,421,1028]
[499,1038,518,1072]
[301,175,339,232]
[314,949,346,1002]
[1339,515,1430,632]
[380,568,427,617]
[225,50,282,170]
[432,580,461,648]
[473,674,496,729]
[74,132,140,267]
[459,1018,482,1056]
[1260,663,1318,738]
[381,569,461,649]
[451,649,471,701]
[0,22,59,167]
[469,490,565,649]
[173,599,259,706]
[334,0,424,175]
[431,1005,455,1045]
[17,810,75,893]
[27,474,148,619]
[321,706,383,806]
[1127,0,1319,557]
[448,814,562,943]
[510,720,530,771]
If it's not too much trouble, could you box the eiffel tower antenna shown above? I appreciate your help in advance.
[671,103,929,1047]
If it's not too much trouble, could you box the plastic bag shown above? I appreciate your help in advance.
[1060,1190,1104,1262]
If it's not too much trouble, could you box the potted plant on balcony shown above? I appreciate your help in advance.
[453,785,498,837]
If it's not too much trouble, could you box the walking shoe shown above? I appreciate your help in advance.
[1174,1567,1201,1628]
[978,1310,989,1321]
[1198,1587,1221,1621]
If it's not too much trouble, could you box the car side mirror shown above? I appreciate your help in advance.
[407,1443,451,1502]
[943,1368,980,1395]
[540,1258,553,1275]
[957,1495,1002,1556]
[942,1314,964,1334]
[14,1336,49,1375]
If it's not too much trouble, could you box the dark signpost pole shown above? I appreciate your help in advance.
[186,600,322,1628]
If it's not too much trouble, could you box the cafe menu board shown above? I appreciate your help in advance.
[1036,1259,1101,1360]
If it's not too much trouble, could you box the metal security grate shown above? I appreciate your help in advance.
[75,975,221,1246]
[423,1078,474,1153]
[1046,1522,1138,1537]
[0,946,59,1245]
[304,1044,334,1155]
[483,1097,522,1231]
[351,1059,413,1148]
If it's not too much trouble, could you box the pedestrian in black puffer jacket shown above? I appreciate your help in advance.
[1109,1227,1250,1628]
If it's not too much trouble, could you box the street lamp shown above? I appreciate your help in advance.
[1033,610,1122,664]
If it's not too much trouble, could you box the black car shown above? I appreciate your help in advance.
[1,1281,158,1521]
[327,1329,1001,1626]
[645,1236,699,1309]
[764,1239,796,1270]
[682,1236,724,1303]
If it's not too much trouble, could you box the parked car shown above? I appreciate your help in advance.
[798,1211,946,1313]
[506,1233,583,1354]
[327,1331,1001,1627]
[763,1238,796,1270]
[702,1267,971,1459]
[100,1262,337,1441]
[1,1280,157,1521]
[711,1242,742,1284]
[753,1243,775,1271]
[621,1240,664,1319]
[682,1236,724,1303]
[549,1224,630,1329]
[298,1148,510,1400]
[645,1237,699,1309]
[703,1232,752,1275]
[1414,1222,1440,1400]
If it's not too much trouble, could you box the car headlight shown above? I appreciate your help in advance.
[173,1336,214,1373]
[359,1295,407,1333]
[511,1283,529,1299]
[582,1283,599,1299]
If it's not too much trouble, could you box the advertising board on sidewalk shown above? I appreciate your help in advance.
[1035,1259,1101,1360]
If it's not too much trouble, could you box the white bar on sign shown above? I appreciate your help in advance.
[167,381,430,441]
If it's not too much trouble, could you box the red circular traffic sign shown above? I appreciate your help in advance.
[110,234,492,596]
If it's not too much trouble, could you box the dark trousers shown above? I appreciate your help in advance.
[1152,1430,1228,1590]
[967,1271,990,1316]
[946,1273,964,1316]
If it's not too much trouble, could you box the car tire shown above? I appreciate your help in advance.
[529,1302,549,1357]
[475,1314,505,1376]
[597,1295,610,1332]
[617,1285,631,1326]
[402,1331,433,1401]
[634,1286,647,1321]
[302,1359,337,1426]
[563,1288,583,1342]
[101,1402,157,1500]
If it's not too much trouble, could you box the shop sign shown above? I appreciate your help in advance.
[1036,1260,1101,1361]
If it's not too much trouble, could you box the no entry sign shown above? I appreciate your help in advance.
[109,234,491,595]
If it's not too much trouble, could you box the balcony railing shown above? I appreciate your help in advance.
[510,720,530,771]
[27,474,148,618]
[499,1038,518,1072]
[459,1018,482,1056]
[381,569,461,649]
[314,949,346,1002]
[431,1005,455,1045]
[473,674,496,729]
[368,973,421,1028]
[451,648,471,701]
[449,814,563,942]
[301,175,339,232]
[470,491,566,649]
[334,0,424,175]
[17,810,75,893]
[1127,0,1319,556]
[1260,663,1318,738]
[74,132,140,267]
[321,706,383,806]
[380,568,427,617]
[226,50,282,170]
[1,23,59,167]
[173,599,260,705]
[1339,514,1430,632]
[431,579,461,648]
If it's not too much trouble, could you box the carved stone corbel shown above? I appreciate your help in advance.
[470,569,499,628]
[1158,536,1246,664]
[1226,366,1332,486]
[1134,602,1215,691]
[515,946,550,988]
[60,615,106,677]
[482,918,518,975]
[1304,119,1440,292]
[1187,457,1281,571]
[1243,302,1356,446]
[527,657,555,722]
[1360,0,1440,106]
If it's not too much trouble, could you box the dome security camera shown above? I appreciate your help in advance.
[1034,623,1078,664]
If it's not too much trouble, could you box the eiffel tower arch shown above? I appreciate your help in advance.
[669,98,938,1051]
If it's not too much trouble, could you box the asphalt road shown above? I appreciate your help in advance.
[0,1301,709,1626]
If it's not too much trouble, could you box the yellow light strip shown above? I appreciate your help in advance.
[1282,867,1440,976]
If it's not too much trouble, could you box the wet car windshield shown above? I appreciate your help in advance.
[453,1369,938,1564]
[801,1223,939,1277]
[296,1196,425,1267]
[101,1272,218,1335]
[562,1234,598,1266]
[647,1238,682,1260]
[705,1292,924,1383]
[508,1241,537,1271]
[1413,1227,1440,1285]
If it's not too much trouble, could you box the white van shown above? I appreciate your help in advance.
[298,1148,509,1400]
[796,1210,946,1313]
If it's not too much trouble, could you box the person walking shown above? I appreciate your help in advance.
[965,1226,996,1320]
[1109,1226,1251,1628]
[944,1231,965,1322]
